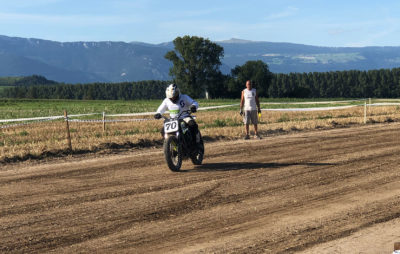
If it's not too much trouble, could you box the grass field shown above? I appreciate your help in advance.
[0,86,13,93]
[1,98,390,119]
[0,99,243,119]
[1,97,400,162]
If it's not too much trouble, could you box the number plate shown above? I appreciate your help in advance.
[164,120,179,133]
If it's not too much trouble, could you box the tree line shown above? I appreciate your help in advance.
[0,80,170,100]
[268,68,400,98]
[212,67,400,98]
[1,67,400,99]
[0,75,58,86]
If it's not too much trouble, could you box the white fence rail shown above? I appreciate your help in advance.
[2,101,400,129]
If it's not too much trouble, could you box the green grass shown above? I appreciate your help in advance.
[0,77,21,86]
[0,98,242,119]
[0,86,13,92]
[0,98,368,120]
[0,99,159,119]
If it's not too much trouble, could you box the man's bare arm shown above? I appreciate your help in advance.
[240,90,244,110]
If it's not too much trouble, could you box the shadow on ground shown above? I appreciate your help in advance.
[184,162,336,172]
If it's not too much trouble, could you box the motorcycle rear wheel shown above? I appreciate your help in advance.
[190,132,204,165]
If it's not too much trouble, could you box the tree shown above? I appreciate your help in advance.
[165,35,224,98]
[229,60,272,97]
[15,75,58,86]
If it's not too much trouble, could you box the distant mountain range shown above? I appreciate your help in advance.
[1,35,400,83]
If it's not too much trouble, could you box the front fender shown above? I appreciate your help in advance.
[164,132,179,140]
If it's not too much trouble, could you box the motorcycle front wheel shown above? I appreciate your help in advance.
[164,135,182,172]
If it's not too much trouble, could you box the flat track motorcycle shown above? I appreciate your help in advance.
[159,110,204,172]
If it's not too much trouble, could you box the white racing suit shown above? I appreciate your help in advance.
[156,94,200,143]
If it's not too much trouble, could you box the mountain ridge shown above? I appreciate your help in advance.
[1,35,400,83]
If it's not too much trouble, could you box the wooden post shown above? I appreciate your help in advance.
[64,110,72,151]
[364,101,367,124]
[102,112,106,133]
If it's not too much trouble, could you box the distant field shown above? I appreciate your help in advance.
[0,77,21,85]
[0,99,240,119]
[0,98,377,119]
[0,99,160,119]
[0,86,13,92]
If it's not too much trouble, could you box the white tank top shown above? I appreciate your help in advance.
[243,88,257,110]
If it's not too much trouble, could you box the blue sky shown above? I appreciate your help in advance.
[0,0,399,47]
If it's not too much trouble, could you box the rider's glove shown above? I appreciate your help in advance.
[154,113,162,119]
[240,109,243,116]
[190,105,197,113]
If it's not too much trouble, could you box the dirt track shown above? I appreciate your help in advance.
[1,123,400,253]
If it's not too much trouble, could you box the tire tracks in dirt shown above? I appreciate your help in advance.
[1,123,400,253]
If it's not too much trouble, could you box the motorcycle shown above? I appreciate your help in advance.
[159,110,204,172]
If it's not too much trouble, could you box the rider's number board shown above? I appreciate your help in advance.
[164,120,179,133]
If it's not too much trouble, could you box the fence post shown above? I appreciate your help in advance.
[64,110,72,151]
[394,242,400,251]
[364,100,367,124]
[102,112,106,133]
[369,98,371,114]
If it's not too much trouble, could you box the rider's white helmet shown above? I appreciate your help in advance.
[166,83,180,100]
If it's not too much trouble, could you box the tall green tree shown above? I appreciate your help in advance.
[165,35,224,98]
[229,60,272,97]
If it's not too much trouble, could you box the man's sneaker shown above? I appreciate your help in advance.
[255,134,262,139]
[244,135,250,140]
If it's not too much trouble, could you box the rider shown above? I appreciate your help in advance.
[154,84,200,144]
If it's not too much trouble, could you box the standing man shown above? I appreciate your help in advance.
[240,80,261,140]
